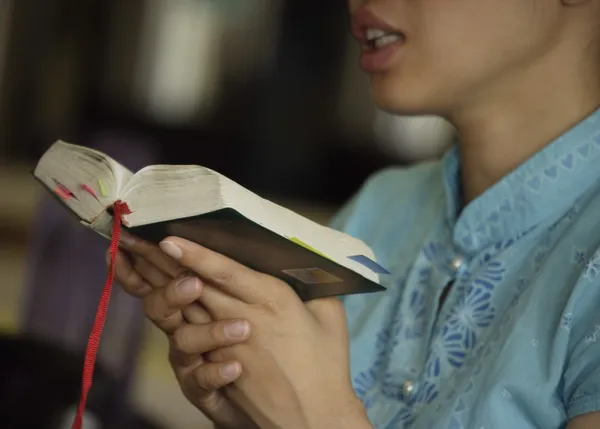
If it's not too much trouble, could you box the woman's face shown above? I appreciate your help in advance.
[348,0,583,116]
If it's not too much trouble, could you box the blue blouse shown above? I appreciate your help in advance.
[332,110,600,429]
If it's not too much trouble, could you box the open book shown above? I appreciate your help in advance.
[34,141,388,300]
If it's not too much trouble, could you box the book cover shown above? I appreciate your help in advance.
[127,208,385,301]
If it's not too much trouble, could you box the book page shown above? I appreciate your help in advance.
[34,141,134,223]
[120,165,383,283]
[120,164,223,226]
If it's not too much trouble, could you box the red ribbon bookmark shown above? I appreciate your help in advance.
[72,200,131,429]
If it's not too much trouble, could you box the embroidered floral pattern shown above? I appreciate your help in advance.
[584,325,600,344]
[584,250,600,280]
[562,313,573,332]
[501,389,513,400]
[354,276,410,408]
[571,247,587,267]
[415,381,439,405]
[345,111,600,429]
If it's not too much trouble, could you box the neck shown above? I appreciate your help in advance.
[448,42,600,203]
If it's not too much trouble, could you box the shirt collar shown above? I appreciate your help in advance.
[442,108,600,255]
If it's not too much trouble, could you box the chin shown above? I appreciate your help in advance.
[369,73,446,117]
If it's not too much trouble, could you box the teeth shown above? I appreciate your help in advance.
[365,28,403,48]
[366,28,387,41]
[374,34,402,48]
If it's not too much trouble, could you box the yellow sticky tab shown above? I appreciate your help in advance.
[98,179,108,197]
[289,237,331,260]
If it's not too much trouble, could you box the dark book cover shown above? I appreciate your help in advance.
[127,208,386,301]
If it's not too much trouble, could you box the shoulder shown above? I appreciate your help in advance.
[552,188,600,313]
[562,246,600,419]
[535,188,600,340]
[329,160,445,239]
[543,192,600,418]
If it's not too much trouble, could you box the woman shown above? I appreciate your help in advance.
[115,0,600,428]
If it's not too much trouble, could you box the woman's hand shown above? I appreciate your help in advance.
[113,233,258,429]
[159,237,371,429]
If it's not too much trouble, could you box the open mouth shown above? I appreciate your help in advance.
[365,28,405,50]
[350,8,407,72]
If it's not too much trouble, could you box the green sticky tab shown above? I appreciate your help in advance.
[289,237,331,260]
[98,179,108,197]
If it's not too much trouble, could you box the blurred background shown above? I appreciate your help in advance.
[0,1,454,428]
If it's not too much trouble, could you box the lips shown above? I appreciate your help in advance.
[351,7,405,73]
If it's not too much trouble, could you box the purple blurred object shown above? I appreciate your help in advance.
[20,132,160,423]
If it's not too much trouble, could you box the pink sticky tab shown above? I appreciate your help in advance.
[80,184,99,201]
[55,186,72,200]
[52,178,76,199]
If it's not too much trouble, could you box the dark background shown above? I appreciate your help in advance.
[0,0,399,206]
[0,2,444,428]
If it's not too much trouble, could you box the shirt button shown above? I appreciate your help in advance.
[402,380,415,397]
[450,257,464,272]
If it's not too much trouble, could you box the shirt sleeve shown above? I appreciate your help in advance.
[563,268,600,419]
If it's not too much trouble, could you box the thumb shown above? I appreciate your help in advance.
[306,297,348,335]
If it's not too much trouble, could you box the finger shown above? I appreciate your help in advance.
[190,360,242,392]
[120,232,185,278]
[197,283,245,320]
[132,255,171,288]
[168,337,204,368]
[172,319,250,354]
[144,276,203,333]
[113,249,152,298]
[118,230,141,250]
[159,237,271,304]
[204,346,236,364]
[306,297,348,334]
[182,302,211,324]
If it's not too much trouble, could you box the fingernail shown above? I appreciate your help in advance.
[176,277,201,297]
[160,240,182,260]
[224,321,249,339]
[119,233,136,248]
[219,362,241,380]
[137,283,153,296]
[134,283,153,298]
